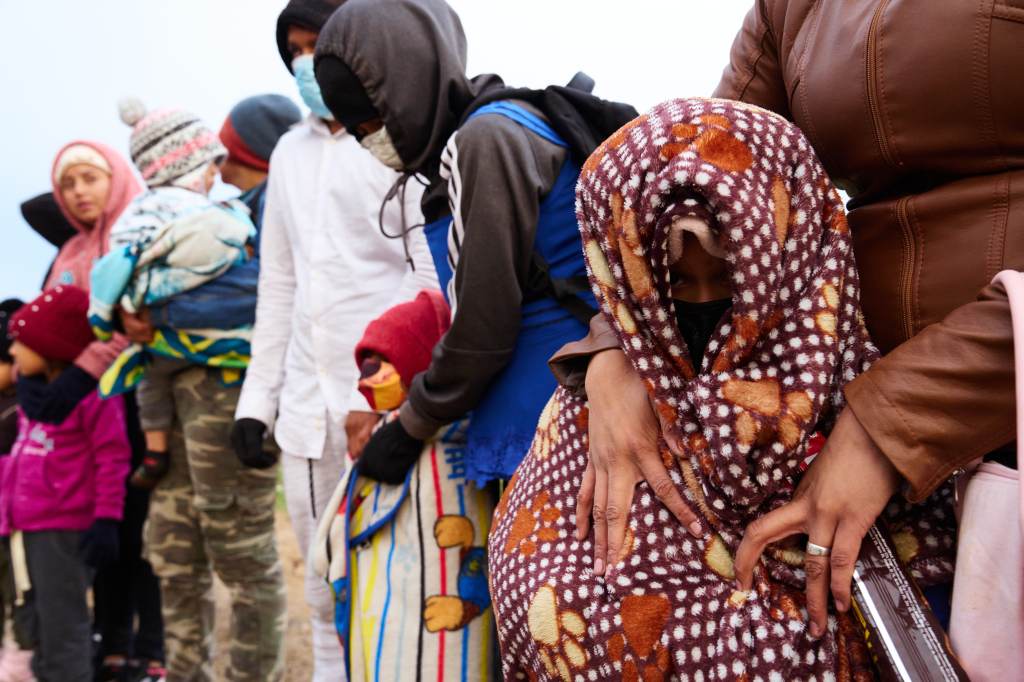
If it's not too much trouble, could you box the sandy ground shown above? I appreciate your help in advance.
[213,508,314,682]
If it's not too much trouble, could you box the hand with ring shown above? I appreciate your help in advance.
[805,541,832,558]
[734,408,901,638]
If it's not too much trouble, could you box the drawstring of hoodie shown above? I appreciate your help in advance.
[378,171,428,271]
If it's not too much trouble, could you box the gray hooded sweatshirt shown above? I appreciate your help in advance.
[316,0,571,440]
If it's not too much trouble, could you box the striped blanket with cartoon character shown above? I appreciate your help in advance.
[312,418,497,682]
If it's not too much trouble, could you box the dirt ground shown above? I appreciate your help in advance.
[213,508,314,682]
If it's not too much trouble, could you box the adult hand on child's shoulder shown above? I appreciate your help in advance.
[345,410,382,459]
[230,418,278,469]
[120,307,155,344]
[734,407,901,638]
[579,348,703,578]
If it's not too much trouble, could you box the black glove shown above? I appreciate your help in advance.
[358,418,424,484]
[130,450,169,490]
[230,418,278,469]
[17,366,97,424]
[80,518,120,569]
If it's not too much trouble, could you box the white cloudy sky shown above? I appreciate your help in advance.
[0,0,751,299]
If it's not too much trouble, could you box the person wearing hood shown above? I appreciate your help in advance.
[314,0,634,490]
[42,141,167,682]
[550,2,1020,661]
[229,2,437,679]
[488,97,896,681]
[49,142,142,292]
[29,144,140,418]
[46,142,141,379]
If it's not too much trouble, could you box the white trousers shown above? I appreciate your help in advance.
[282,425,350,682]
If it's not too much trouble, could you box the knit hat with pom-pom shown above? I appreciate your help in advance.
[118,97,227,189]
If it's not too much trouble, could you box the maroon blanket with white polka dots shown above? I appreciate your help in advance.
[489,98,893,680]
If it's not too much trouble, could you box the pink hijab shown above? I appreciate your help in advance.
[46,140,142,291]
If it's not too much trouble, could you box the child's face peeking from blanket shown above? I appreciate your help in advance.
[358,352,408,411]
[667,217,730,304]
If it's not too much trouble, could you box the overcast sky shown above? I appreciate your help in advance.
[0,0,751,299]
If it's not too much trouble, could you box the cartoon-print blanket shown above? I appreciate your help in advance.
[489,98,954,681]
[311,419,497,681]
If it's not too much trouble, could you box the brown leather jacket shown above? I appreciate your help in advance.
[553,0,1021,502]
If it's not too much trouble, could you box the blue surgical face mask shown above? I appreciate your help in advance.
[292,55,334,121]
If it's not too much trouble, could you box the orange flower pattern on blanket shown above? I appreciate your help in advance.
[606,595,672,682]
[488,98,894,680]
[660,115,754,173]
[502,490,562,557]
[723,379,816,450]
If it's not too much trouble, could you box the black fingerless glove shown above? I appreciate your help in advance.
[358,418,424,484]
[80,518,120,569]
[230,418,278,469]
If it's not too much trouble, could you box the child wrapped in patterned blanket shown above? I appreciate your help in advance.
[489,97,955,681]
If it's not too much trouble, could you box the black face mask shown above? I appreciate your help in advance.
[315,55,381,138]
[674,298,732,370]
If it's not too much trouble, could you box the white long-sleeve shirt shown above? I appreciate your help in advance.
[236,116,437,459]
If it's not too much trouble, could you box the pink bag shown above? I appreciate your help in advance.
[948,270,1024,680]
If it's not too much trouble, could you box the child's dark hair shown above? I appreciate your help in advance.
[0,299,25,364]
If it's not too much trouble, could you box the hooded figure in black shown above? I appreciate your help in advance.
[314,0,636,485]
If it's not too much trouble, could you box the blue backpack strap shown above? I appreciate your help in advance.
[466,101,596,326]
[466,101,568,149]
